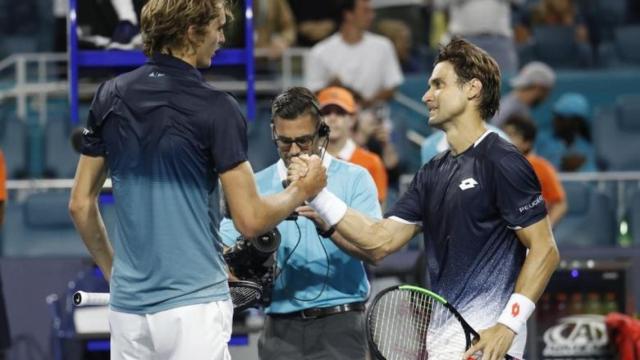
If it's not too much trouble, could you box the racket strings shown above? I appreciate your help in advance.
[370,289,468,360]
[229,283,262,311]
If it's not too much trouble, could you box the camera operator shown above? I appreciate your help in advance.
[220,87,381,360]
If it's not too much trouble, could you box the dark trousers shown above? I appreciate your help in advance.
[258,311,368,360]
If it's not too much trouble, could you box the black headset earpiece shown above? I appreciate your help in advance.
[309,98,331,139]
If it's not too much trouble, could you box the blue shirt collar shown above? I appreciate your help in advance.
[148,53,203,80]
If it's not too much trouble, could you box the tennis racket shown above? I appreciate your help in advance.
[74,280,263,312]
[367,285,514,360]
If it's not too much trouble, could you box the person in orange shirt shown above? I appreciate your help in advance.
[502,114,568,227]
[317,86,388,204]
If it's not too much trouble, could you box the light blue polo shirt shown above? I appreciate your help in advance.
[220,154,381,314]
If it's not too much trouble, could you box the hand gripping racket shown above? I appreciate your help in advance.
[367,285,514,360]
[74,280,263,312]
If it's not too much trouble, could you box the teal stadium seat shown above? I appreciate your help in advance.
[598,26,640,67]
[628,190,640,247]
[553,182,617,247]
[2,191,87,257]
[520,26,593,68]
[0,115,28,178]
[594,94,640,170]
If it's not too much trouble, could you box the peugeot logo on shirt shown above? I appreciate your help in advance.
[459,178,478,190]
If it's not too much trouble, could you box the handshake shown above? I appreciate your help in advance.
[286,154,327,200]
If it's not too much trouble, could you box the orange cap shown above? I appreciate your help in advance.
[317,87,356,114]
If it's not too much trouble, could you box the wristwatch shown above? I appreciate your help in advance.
[316,225,336,238]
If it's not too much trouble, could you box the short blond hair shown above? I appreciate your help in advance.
[141,0,232,57]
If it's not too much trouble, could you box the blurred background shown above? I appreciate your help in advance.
[0,0,640,358]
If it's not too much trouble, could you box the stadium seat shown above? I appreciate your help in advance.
[554,182,617,247]
[0,115,28,178]
[593,94,640,170]
[627,189,640,247]
[598,26,640,67]
[520,26,593,68]
[44,117,79,178]
[2,191,87,257]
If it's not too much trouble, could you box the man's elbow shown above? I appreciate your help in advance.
[545,241,561,271]
[368,245,393,265]
[68,197,91,220]
[232,218,265,239]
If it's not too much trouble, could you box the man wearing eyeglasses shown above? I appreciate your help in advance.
[220,87,381,360]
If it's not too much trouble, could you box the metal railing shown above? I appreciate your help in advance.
[0,48,311,124]
[0,53,68,124]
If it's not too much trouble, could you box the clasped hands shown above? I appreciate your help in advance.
[286,155,332,231]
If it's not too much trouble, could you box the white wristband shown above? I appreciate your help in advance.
[497,293,535,334]
[308,189,347,226]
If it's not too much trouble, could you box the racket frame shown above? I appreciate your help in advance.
[366,284,480,360]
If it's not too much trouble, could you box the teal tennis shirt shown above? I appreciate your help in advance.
[82,54,247,314]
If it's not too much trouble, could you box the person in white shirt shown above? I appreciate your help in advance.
[305,0,404,109]
[434,0,524,76]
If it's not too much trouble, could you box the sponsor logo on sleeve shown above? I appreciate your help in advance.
[518,195,544,213]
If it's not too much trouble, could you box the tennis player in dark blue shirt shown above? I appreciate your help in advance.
[291,38,560,360]
[69,0,327,358]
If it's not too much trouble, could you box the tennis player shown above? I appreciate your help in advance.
[68,0,326,359]
[292,38,560,360]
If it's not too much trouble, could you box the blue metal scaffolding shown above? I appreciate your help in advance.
[67,0,256,125]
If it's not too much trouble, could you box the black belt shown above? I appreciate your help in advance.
[270,302,366,320]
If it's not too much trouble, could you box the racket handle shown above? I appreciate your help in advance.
[73,291,110,306]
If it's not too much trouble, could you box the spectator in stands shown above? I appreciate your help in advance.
[305,0,404,109]
[254,0,297,60]
[0,149,11,358]
[502,115,567,227]
[491,61,556,128]
[288,0,339,46]
[74,0,143,49]
[516,0,589,45]
[318,86,388,204]
[376,19,422,73]
[108,0,142,49]
[353,105,401,195]
[539,93,597,172]
[434,0,523,76]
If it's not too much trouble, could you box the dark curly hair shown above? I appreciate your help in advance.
[435,37,502,120]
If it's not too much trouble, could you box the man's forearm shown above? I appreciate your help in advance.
[71,202,113,281]
[514,239,560,302]
[547,201,568,228]
[335,210,416,263]
[329,231,378,265]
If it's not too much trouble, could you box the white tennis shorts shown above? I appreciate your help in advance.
[109,299,234,360]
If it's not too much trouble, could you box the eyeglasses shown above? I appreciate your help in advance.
[273,133,318,150]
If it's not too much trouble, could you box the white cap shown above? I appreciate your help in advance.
[509,61,556,89]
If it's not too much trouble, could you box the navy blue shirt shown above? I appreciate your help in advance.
[386,132,546,351]
[81,53,248,314]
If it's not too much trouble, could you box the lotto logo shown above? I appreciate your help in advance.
[459,178,478,190]
[512,302,520,317]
